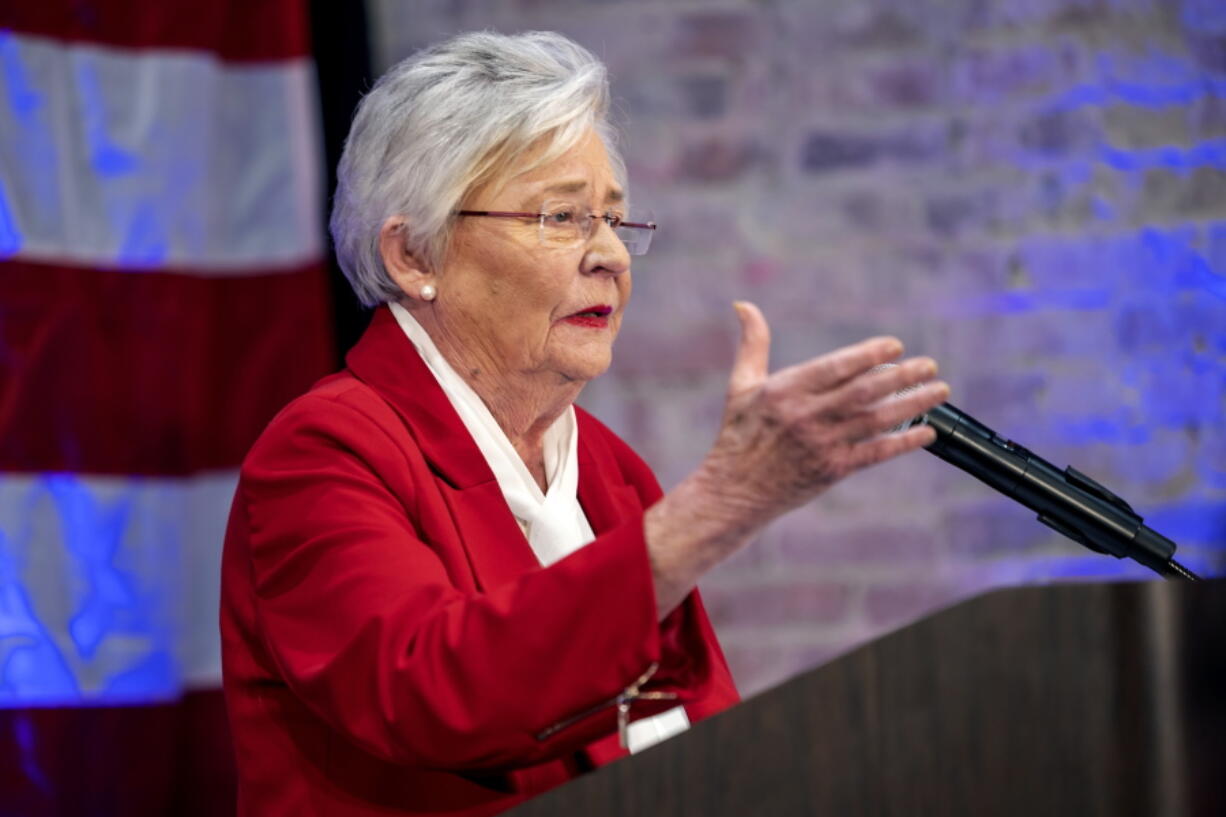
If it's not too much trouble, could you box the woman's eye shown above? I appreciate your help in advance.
[548,209,576,224]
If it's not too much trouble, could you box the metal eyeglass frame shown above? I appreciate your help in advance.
[454,206,657,256]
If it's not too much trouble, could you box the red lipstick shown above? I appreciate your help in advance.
[562,304,613,329]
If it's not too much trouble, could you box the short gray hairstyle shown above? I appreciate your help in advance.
[330,30,625,307]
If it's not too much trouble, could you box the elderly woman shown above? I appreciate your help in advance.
[220,30,947,817]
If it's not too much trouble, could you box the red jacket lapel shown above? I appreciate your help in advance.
[575,414,641,535]
[345,307,491,490]
[345,307,539,589]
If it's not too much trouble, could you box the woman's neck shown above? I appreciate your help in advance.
[412,307,582,491]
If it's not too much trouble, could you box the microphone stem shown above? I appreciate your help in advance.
[1164,559,1201,582]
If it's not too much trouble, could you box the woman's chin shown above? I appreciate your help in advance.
[549,347,613,385]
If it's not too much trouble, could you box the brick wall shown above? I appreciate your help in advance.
[369,0,1226,696]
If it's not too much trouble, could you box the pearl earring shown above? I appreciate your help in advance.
[419,284,437,302]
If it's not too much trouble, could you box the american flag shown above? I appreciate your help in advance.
[0,2,333,812]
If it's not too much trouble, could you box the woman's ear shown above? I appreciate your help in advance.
[378,216,436,301]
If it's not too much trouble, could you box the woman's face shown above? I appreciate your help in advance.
[432,128,632,387]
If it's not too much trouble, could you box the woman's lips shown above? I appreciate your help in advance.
[562,305,613,329]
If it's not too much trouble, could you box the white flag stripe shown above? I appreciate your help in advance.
[0,32,322,274]
[0,470,236,704]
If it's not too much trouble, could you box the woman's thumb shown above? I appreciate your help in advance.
[728,301,770,396]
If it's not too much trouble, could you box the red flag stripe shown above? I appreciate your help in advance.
[0,0,310,63]
[0,690,235,816]
[0,258,334,475]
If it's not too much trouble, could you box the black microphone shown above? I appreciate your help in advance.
[908,401,1197,580]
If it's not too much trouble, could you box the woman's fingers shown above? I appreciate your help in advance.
[817,357,940,421]
[835,380,951,442]
[844,422,939,471]
[777,335,904,395]
[727,301,771,398]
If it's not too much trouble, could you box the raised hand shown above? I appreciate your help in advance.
[644,302,950,616]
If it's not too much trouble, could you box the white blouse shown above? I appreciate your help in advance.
[389,303,688,753]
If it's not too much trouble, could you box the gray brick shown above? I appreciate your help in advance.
[672,10,760,60]
[1137,167,1226,220]
[678,74,729,119]
[1018,108,1100,156]
[1103,103,1191,149]
[677,137,759,182]
[943,500,1056,559]
[863,580,969,629]
[800,128,944,173]
[1191,36,1226,74]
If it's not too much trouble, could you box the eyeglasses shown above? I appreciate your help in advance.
[454,200,657,256]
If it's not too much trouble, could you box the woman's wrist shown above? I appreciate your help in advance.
[642,467,766,617]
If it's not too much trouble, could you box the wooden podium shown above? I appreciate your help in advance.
[508,579,1225,817]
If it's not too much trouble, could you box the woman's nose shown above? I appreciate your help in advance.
[583,218,631,276]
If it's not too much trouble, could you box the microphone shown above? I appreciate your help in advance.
[879,367,1197,579]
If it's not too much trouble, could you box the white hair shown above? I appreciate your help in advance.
[330,30,625,307]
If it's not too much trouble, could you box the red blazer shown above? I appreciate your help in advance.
[220,306,739,816]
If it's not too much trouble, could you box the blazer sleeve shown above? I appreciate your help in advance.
[235,390,688,772]
[579,410,740,727]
